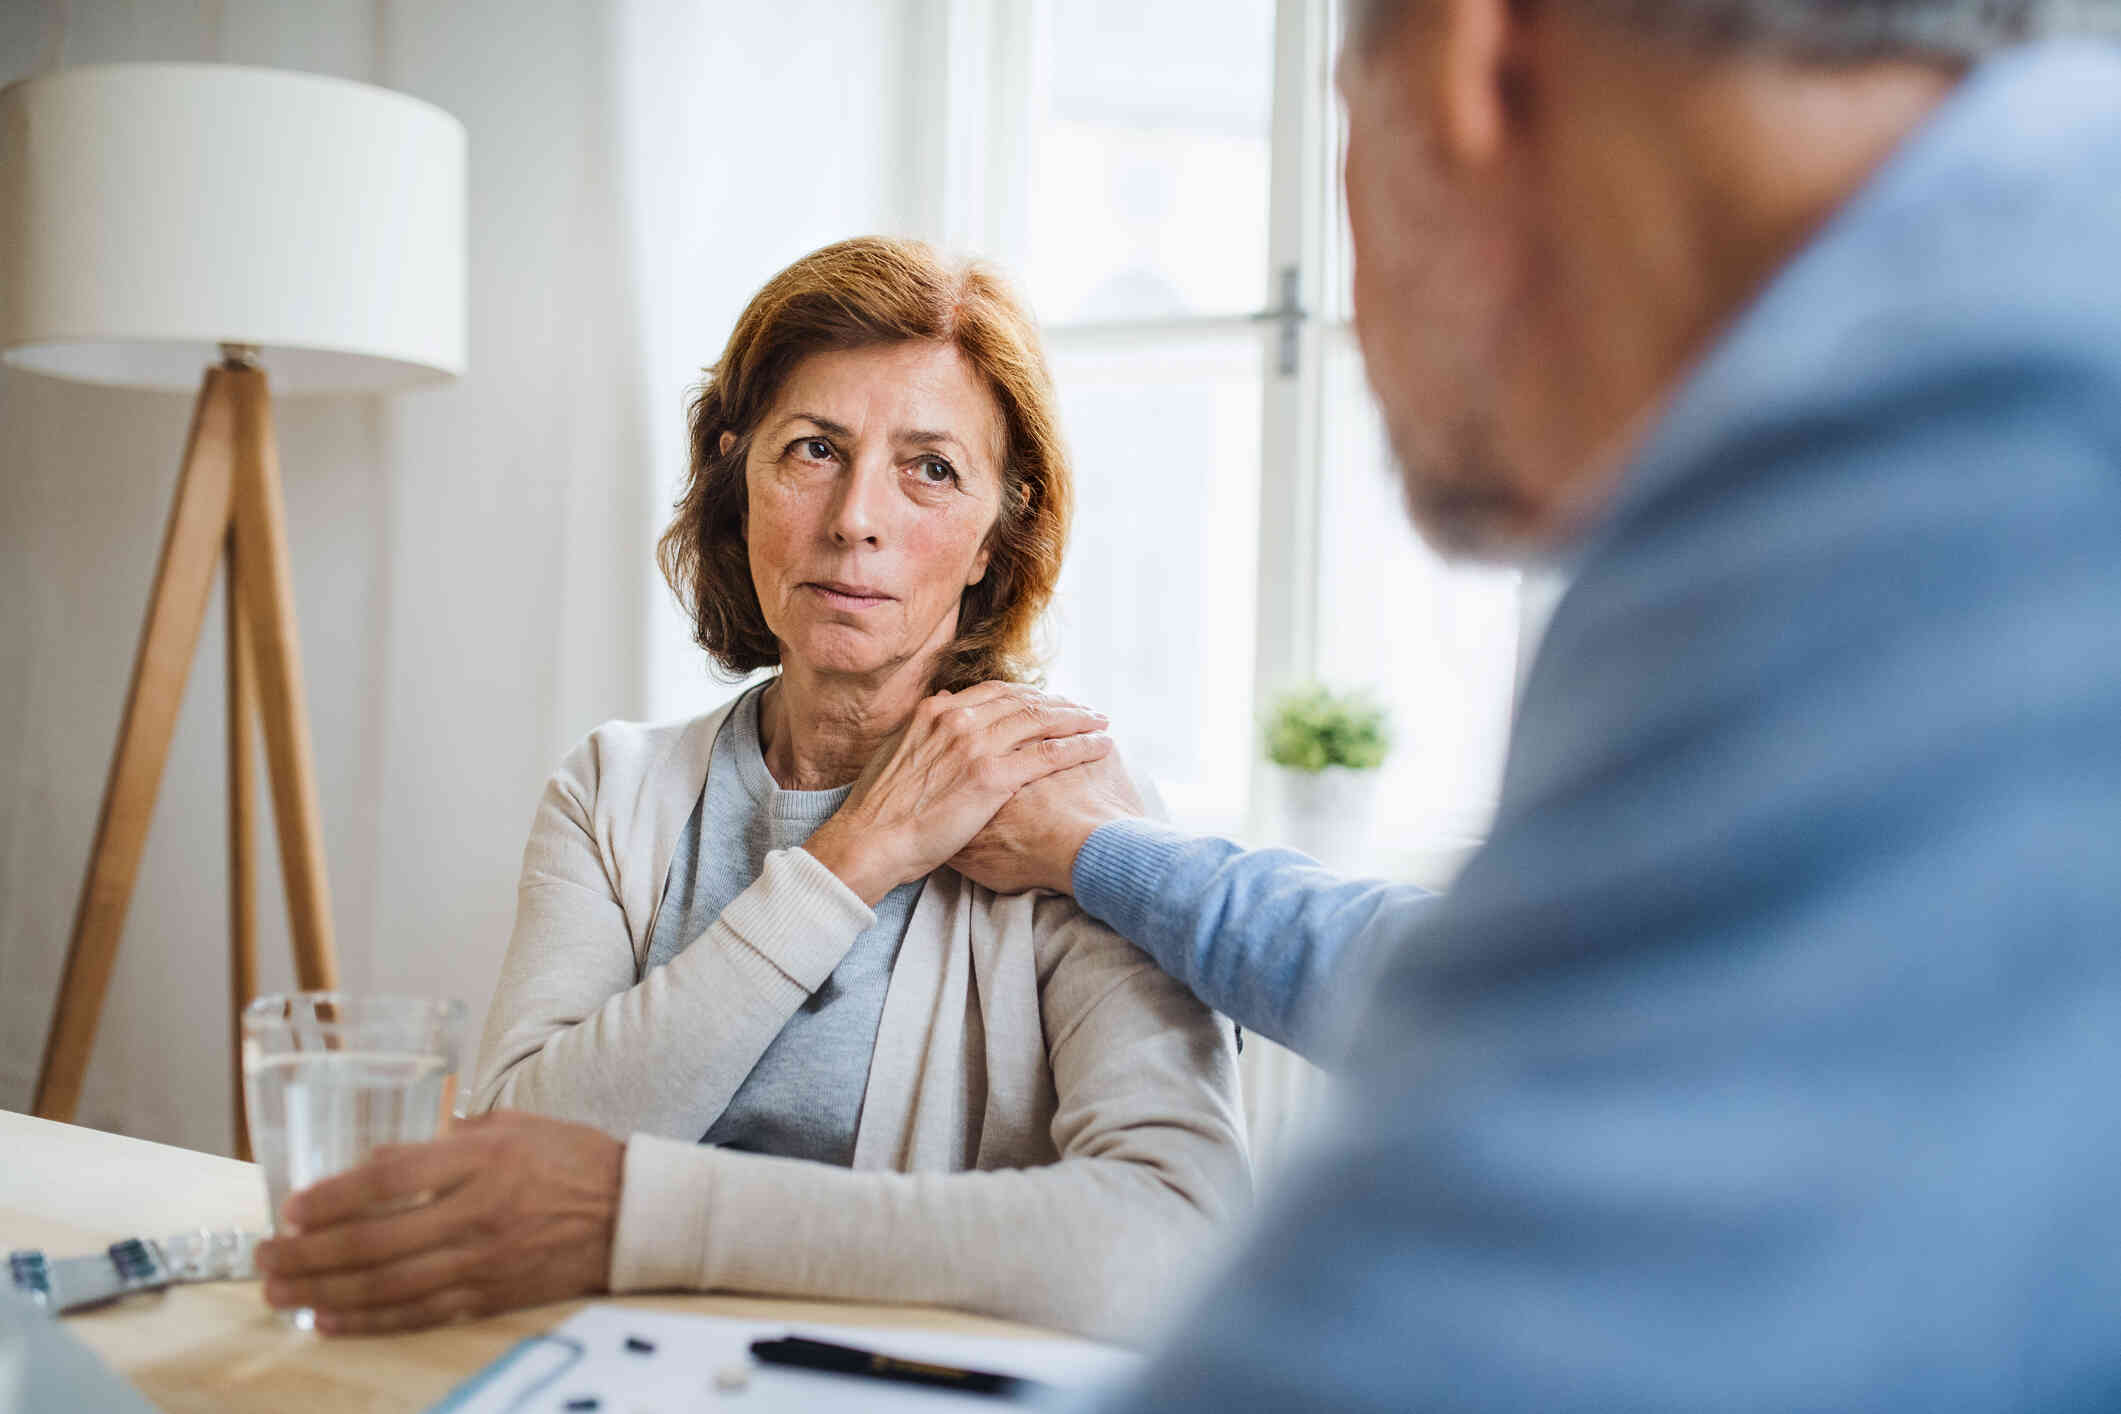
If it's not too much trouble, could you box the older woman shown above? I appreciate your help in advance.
[455,237,1249,1342]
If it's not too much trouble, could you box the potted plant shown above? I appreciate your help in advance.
[1263,684,1392,868]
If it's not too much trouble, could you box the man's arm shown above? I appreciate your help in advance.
[1070,819,1435,1063]
[954,753,1438,1063]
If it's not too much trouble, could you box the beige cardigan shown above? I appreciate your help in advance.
[467,697,1251,1343]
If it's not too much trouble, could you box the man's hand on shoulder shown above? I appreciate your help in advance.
[255,1110,623,1334]
[951,746,1147,897]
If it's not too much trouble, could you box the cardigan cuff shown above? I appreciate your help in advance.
[610,1133,716,1292]
[716,847,875,994]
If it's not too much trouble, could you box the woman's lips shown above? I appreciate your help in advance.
[803,581,894,611]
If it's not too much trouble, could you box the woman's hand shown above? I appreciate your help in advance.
[254,1110,622,1333]
[805,682,1113,905]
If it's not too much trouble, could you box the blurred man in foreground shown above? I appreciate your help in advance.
[955,1,2121,1408]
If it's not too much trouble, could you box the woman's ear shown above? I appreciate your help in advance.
[965,543,993,588]
[719,430,736,458]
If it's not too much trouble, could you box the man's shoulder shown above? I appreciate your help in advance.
[1534,350,2121,783]
[1831,40,2121,347]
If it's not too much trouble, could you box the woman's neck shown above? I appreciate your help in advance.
[757,655,935,790]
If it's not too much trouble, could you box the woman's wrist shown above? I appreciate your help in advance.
[804,814,902,908]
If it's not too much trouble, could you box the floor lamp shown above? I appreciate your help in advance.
[0,64,466,1155]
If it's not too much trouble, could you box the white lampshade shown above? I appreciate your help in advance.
[0,62,465,395]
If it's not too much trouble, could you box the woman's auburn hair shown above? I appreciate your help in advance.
[657,236,1073,693]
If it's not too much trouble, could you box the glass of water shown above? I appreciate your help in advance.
[241,992,466,1330]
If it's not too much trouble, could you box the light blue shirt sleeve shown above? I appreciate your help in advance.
[1071,818,1434,1064]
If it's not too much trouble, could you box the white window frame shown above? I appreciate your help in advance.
[1251,0,1341,832]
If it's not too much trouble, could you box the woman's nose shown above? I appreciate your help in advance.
[828,459,892,546]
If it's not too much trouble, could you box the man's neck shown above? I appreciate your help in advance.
[1522,22,1961,534]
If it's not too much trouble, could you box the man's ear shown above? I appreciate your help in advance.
[1427,0,1515,169]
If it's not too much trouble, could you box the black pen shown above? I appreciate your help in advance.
[748,1334,1048,1400]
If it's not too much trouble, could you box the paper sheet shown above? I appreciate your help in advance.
[426,1302,1139,1413]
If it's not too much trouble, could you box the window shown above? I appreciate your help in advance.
[1018,0,1279,827]
[957,0,1525,854]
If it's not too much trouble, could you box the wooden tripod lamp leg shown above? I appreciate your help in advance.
[225,367,341,994]
[38,357,344,1140]
[33,371,241,1123]
[227,529,260,1162]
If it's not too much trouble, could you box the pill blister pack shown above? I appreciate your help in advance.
[8,1228,262,1315]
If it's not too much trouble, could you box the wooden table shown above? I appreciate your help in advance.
[0,1110,1064,1412]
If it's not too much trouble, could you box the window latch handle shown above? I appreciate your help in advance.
[1250,264,1309,377]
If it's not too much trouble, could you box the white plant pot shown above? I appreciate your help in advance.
[1269,764,1382,871]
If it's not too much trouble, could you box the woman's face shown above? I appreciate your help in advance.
[735,340,1005,684]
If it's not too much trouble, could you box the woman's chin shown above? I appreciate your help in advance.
[780,628,903,682]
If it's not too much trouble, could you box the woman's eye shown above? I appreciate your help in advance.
[799,438,834,461]
[916,457,958,485]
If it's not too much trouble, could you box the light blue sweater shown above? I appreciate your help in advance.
[1077,43,2121,1412]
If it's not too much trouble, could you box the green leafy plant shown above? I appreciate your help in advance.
[1263,683,1392,773]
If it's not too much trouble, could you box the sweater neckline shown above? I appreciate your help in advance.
[728,681,856,823]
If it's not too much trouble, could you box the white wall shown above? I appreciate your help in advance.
[0,0,926,1154]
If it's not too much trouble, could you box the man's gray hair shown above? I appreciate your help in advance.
[1353,0,2121,63]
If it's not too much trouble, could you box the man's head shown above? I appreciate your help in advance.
[1339,0,2117,559]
